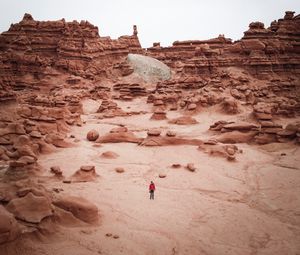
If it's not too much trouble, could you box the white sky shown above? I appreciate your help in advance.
[0,0,299,48]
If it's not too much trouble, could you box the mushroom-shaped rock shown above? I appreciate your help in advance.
[147,129,161,136]
[53,196,99,224]
[166,131,176,137]
[87,130,99,141]
[71,165,98,182]
[6,192,52,223]
[150,108,167,120]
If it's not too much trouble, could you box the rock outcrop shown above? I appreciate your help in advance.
[0,14,143,93]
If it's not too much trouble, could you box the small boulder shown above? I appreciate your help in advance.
[187,103,197,111]
[186,163,196,172]
[101,151,119,159]
[147,129,161,136]
[87,130,99,141]
[159,173,167,178]
[166,131,176,137]
[50,166,63,176]
[115,167,125,173]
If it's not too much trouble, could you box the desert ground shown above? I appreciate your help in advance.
[2,98,299,255]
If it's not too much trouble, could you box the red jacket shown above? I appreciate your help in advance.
[149,183,155,191]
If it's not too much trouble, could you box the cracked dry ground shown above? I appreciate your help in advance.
[4,98,300,255]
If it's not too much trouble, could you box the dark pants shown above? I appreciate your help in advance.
[150,190,154,200]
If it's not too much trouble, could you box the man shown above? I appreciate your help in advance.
[149,181,155,200]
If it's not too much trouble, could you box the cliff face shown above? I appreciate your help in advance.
[0,11,299,116]
[146,11,300,79]
[0,13,142,93]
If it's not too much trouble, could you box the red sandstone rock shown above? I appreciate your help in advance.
[169,116,198,125]
[86,130,99,141]
[50,166,63,176]
[115,167,125,173]
[150,108,167,120]
[71,165,99,182]
[216,131,258,144]
[6,192,52,223]
[186,163,196,172]
[53,196,99,224]
[147,129,161,136]
[220,98,240,114]
[166,131,176,137]
[0,205,21,244]
[101,151,119,159]
[96,131,141,144]
[198,143,239,161]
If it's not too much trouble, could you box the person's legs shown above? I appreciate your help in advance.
[150,191,154,200]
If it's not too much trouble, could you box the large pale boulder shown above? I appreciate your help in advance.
[127,54,171,83]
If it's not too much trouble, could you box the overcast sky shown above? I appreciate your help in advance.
[0,0,299,48]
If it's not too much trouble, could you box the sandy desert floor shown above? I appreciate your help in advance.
[2,98,300,255]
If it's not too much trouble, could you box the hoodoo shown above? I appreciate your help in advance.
[0,10,299,255]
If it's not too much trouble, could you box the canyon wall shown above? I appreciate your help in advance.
[146,11,300,79]
[0,13,142,95]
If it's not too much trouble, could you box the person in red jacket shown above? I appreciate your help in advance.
[149,181,155,200]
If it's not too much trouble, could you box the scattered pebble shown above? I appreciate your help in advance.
[159,173,167,178]
[186,163,196,172]
[115,167,125,173]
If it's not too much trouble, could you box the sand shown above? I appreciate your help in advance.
[2,98,300,255]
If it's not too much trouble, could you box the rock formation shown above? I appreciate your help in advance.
[0,11,299,252]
